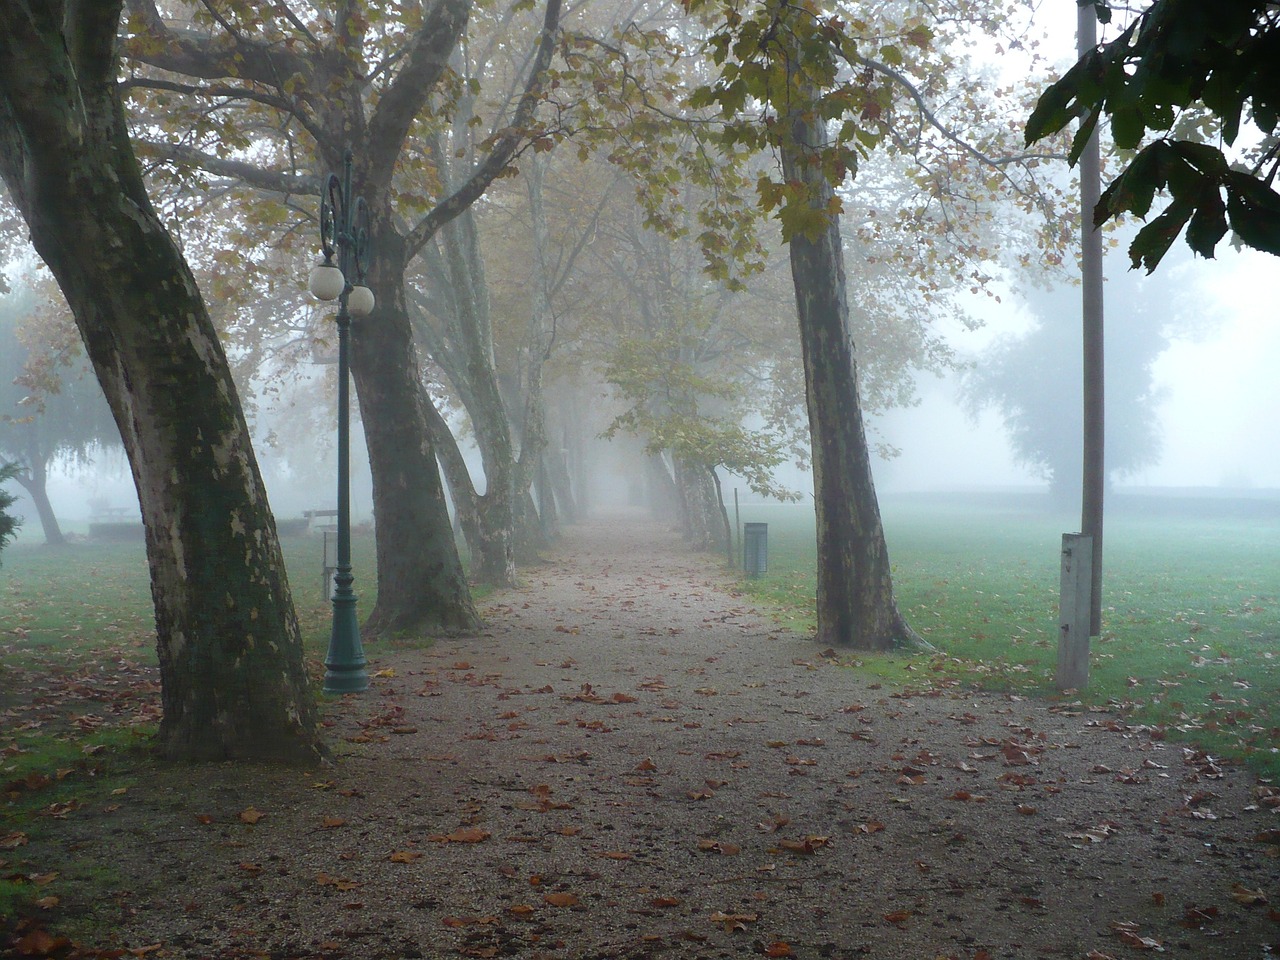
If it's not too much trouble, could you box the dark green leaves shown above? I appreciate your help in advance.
[1030,0,1280,269]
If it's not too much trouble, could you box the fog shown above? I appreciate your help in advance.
[9,240,1278,543]
[864,247,1280,496]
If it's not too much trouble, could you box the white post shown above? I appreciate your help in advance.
[1057,533,1093,691]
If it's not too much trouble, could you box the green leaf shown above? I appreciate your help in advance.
[1109,104,1145,149]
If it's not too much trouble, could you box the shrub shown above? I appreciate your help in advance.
[0,462,21,565]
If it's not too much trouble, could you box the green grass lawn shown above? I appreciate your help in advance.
[0,530,379,671]
[734,491,1280,775]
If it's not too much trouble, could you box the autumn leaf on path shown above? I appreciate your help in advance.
[315,872,361,891]
[697,839,741,855]
[428,828,490,844]
[389,850,423,863]
[238,807,266,825]
[778,835,830,854]
[14,928,71,956]
[708,910,757,931]
[1231,883,1268,906]
[764,943,794,958]
[1109,920,1162,950]
[543,891,580,907]
[1066,823,1117,844]
[321,816,346,829]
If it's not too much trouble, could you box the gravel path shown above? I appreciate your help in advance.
[26,512,1280,958]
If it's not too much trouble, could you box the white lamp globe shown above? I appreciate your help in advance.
[309,262,345,301]
[347,285,376,317]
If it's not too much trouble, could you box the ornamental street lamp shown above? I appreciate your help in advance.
[309,149,374,695]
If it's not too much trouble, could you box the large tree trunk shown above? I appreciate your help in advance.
[0,3,320,761]
[543,413,579,524]
[14,450,64,546]
[781,84,918,651]
[354,218,481,636]
[673,456,728,555]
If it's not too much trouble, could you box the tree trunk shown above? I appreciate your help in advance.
[536,456,560,543]
[543,409,579,523]
[353,218,481,635]
[0,4,321,761]
[673,455,726,554]
[645,453,681,522]
[14,452,64,547]
[513,488,545,564]
[780,82,918,651]
[415,371,517,587]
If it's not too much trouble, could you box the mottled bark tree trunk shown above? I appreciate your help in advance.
[0,2,320,760]
[354,217,480,636]
[673,456,728,555]
[781,81,919,651]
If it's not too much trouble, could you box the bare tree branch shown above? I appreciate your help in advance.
[135,138,319,197]
[404,0,562,257]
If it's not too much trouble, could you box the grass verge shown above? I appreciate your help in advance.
[732,491,1280,776]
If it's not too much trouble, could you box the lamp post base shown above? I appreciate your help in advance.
[323,588,368,694]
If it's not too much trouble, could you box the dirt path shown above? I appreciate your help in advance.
[20,513,1280,959]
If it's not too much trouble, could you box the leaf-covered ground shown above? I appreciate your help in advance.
[4,514,1280,959]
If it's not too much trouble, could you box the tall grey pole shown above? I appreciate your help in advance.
[1078,4,1105,638]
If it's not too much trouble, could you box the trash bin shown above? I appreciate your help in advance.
[743,522,768,578]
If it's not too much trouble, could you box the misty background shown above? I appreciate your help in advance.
[8,236,1276,540]
[3,2,1277,543]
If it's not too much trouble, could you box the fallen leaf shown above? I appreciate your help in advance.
[389,850,423,863]
[1109,920,1162,950]
[697,839,741,855]
[779,835,830,854]
[882,909,911,924]
[708,910,757,931]
[765,943,794,957]
[650,896,681,908]
[238,807,266,825]
[543,892,580,907]
[428,828,491,844]
[1232,883,1268,906]
[14,929,71,956]
[321,817,347,829]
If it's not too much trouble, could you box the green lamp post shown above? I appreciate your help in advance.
[309,149,372,694]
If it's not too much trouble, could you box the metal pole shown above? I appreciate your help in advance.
[324,149,369,694]
[1078,3,1105,640]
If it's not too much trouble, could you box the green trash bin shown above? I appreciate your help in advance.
[743,522,768,578]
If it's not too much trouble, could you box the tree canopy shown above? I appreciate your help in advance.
[1026,0,1280,271]
[0,282,120,544]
